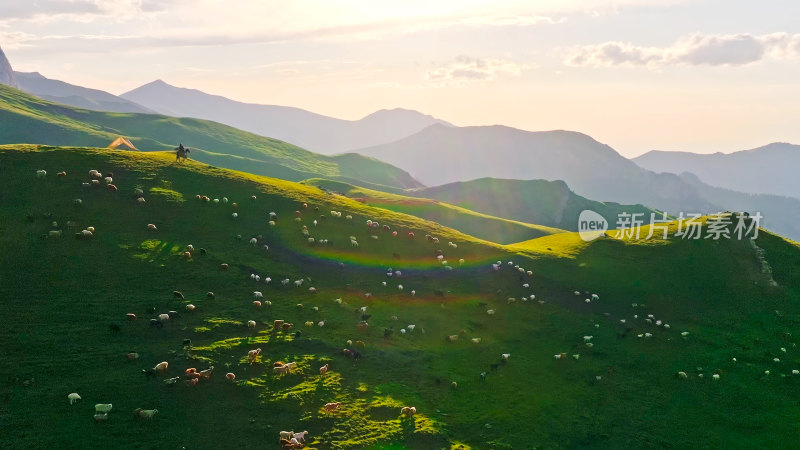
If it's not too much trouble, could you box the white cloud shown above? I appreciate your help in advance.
[565,32,800,68]
[427,55,536,85]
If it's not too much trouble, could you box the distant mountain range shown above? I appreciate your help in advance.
[356,124,800,241]
[0,83,420,190]
[121,80,452,154]
[634,143,800,200]
[356,124,713,211]
[14,71,153,114]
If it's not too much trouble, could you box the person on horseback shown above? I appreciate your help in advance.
[175,143,191,162]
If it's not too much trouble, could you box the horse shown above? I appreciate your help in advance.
[175,144,191,162]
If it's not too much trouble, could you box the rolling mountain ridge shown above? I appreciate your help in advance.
[121,79,452,154]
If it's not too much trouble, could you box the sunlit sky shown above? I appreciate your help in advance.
[2,0,799,157]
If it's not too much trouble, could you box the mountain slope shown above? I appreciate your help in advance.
[121,80,451,154]
[3,145,799,449]
[14,71,154,114]
[356,124,800,241]
[303,178,566,244]
[0,83,421,189]
[0,45,18,89]
[411,177,657,231]
[634,143,800,200]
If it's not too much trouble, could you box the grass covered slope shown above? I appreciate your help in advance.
[2,145,800,449]
[0,83,421,189]
[303,178,565,244]
[412,177,660,232]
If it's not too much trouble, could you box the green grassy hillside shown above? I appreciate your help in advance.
[412,178,660,232]
[2,145,800,449]
[0,83,421,189]
[303,178,565,244]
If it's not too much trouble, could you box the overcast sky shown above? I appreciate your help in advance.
[2,0,799,157]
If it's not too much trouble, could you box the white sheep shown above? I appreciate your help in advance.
[486,309,495,315]
[95,404,113,413]
[36,170,47,178]
[407,324,416,331]
[279,431,294,440]
[254,291,263,299]
[232,213,238,219]
[67,393,81,404]
[249,237,258,246]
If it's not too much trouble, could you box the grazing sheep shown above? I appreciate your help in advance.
[501,353,510,360]
[292,431,309,443]
[400,406,417,416]
[318,321,325,327]
[319,364,329,376]
[158,313,170,322]
[68,393,81,404]
[232,213,238,219]
[126,313,137,321]
[323,402,341,412]
[249,237,258,246]
[226,372,236,381]
[248,348,262,363]
[220,263,229,271]
[146,224,157,231]
[95,404,113,413]
[36,170,47,178]
[48,230,62,238]
[676,371,688,379]
[154,361,168,372]
[304,321,314,327]
[446,335,459,342]
[93,413,108,422]
[135,408,159,420]
[248,320,256,328]
[486,309,495,315]
[126,352,139,361]
[280,431,295,440]
[471,338,481,344]
[253,301,262,308]
[185,304,195,311]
